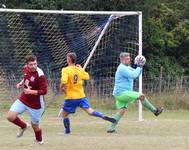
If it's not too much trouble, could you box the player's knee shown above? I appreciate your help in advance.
[6,113,16,122]
[87,111,93,116]
[31,123,41,132]
[63,111,69,118]
[85,108,94,115]
[139,94,145,101]
[119,108,126,115]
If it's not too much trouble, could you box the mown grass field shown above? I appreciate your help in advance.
[0,102,189,150]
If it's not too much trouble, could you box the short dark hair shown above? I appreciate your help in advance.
[25,54,37,64]
[67,52,77,63]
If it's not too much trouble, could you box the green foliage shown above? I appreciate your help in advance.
[146,54,184,77]
[143,1,189,76]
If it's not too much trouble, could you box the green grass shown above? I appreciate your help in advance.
[0,106,189,150]
[47,93,189,110]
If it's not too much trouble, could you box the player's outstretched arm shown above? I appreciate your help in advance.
[120,55,145,79]
[122,67,142,79]
[16,79,24,89]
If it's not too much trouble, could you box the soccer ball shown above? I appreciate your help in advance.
[134,55,146,66]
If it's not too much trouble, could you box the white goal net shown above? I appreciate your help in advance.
[0,9,143,120]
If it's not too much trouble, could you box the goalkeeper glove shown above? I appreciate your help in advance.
[134,55,146,67]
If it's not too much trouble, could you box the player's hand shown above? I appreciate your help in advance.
[76,64,82,68]
[134,55,146,67]
[60,87,66,95]
[24,88,37,95]
[60,84,66,95]
[24,88,31,94]
[16,83,22,89]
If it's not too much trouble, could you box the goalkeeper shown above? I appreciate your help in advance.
[107,52,164,133]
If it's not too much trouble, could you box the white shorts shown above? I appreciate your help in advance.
[10,99,44,124]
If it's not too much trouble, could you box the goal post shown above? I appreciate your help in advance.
[0,9,143,121]
[138,12,143,121]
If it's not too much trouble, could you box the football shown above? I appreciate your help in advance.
[134,55,146,66]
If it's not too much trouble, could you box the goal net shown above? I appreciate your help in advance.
[0,9,143,120]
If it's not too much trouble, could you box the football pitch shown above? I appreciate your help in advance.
[0,108,189,150]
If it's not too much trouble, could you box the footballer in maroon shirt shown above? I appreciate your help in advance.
[7,54,47,144]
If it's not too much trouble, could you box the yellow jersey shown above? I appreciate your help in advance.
[61,65,89,99]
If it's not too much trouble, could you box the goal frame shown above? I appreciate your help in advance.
[0,9,143,121]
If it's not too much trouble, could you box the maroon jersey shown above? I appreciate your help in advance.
[22,65,30,75]
[19,67,48,109]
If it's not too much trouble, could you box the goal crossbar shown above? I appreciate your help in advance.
[0,8,141,15]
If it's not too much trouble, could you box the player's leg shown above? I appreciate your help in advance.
[27,99,44,144]
[108,91,140,133]
[31,123,43,144]
[7,99,28,137]
[116,90,161,114]
[80,97,116,123]
[139,94,164,116]
[62,100,78,134]
[82,107,116,123]
[62,111,71,134]
[116,91,163,116]
[107,99,127,133]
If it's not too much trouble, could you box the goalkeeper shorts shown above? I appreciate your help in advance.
[114,91,140,109]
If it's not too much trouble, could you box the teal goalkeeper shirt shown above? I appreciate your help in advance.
[113,63,142,96]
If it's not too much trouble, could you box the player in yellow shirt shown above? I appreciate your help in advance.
[60,52,116,134]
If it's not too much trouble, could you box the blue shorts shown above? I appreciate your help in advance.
[10,99,44,124]
[63,97,90,113]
